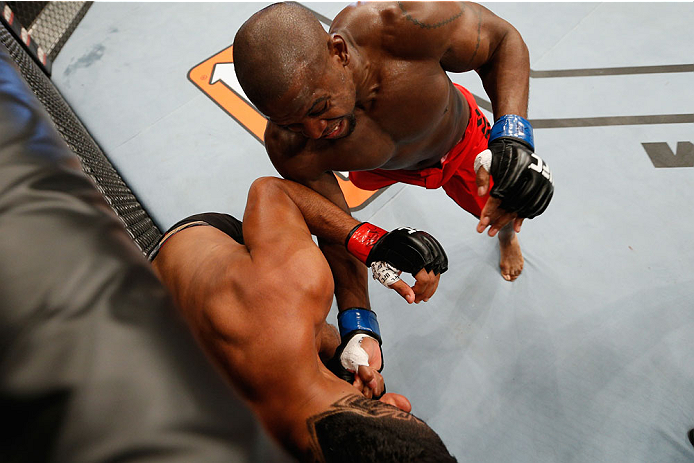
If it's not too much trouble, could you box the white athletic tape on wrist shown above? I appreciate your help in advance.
[371,261,401,287]
[474,149,492,174]
[340,334,371,373]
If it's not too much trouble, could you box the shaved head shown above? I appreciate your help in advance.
[234,2,330,114]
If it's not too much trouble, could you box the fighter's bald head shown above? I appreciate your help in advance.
[233,2,329,114]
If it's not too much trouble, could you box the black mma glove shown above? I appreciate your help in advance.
[480,115,554,219]
[345,223,448,276]
[326,308,385,398]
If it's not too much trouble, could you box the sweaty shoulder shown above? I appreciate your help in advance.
[331,1,467,60]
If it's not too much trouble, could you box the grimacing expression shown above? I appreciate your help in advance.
[268,63,357,140]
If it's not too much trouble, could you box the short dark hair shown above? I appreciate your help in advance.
[233,2,328,114]
[307,395,457,462]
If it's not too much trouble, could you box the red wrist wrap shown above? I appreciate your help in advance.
[346,222,388,264]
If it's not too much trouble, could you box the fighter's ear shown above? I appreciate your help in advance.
[328,33,350,65]
[379,393,412,413]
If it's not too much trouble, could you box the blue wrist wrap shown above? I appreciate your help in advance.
[489,114,535,151]
[338,308,381,342]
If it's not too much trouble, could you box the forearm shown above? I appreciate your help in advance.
[320,240,371,310]
[269,176,448,308]
[267,177,360,245]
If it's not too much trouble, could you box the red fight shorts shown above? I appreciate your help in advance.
[349,83,492,218]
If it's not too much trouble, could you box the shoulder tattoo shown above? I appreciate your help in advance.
[397,1,464,29]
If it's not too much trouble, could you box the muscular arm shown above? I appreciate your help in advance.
[462,4,529,119]
[378,1,529,118]
[305,174,373,311]
[374,2,538,233]
[245,177,421,400]
[155,177,364,401]
[264,124,372,312]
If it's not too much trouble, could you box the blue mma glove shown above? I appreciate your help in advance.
[326,308,385,397]
[478,115,554,219]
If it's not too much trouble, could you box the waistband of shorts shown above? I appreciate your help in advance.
[147,221,210,261]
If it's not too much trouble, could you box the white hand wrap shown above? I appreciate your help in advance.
[474,149,492,174]
[340,333,371,373]
[370,261,401,287]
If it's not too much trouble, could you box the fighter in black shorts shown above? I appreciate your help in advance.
[149,177,455,461]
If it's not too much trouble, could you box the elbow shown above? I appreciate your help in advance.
[249,176,284,195]
[501,23,529,61]
[247,176,287,208]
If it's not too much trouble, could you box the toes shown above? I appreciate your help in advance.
[498,238,524,282]
[501,270,519,281]
[500,262,523,281]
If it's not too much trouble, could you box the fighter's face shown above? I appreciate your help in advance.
[266,63,357,140]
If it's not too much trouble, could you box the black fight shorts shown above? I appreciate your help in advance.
[148,212,243,261]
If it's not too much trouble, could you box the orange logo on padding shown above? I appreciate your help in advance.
[187,45,383,211]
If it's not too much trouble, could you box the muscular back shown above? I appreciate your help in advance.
[152,223,333,404]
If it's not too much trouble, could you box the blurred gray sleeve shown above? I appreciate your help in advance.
[0,41,291,463]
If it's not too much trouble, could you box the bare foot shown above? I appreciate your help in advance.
[498,225,523,281]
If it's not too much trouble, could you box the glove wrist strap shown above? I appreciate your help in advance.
[345,222,388,264]
[337,308,382,344]
[489,114,535,151]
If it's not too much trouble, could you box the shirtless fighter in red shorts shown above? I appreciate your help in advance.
[233,3,554,308]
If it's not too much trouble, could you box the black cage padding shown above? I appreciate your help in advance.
[0,22,162,255]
